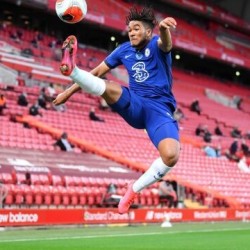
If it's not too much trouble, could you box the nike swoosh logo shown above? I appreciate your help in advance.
[125,54,132,59]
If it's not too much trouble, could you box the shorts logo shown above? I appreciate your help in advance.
[132,62,149,82]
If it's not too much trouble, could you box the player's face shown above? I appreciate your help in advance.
[128,21,151,49]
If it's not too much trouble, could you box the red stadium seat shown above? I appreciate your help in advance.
[33,185,43,206]
[51,175,64,186]
[23,185,33,206]
[68,187,79,206]
[43,186,53,206]
[52,186,62,206]
[14,185,25,205]
[78,187,87,206]
[1,173,14,184]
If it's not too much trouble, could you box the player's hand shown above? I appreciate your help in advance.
[159,17,177,30]
[53,91,70,105]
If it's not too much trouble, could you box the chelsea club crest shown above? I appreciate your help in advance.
[145,48,150,57]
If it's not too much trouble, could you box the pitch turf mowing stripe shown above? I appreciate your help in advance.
[0,226,250,243]
[1,229,250,250]
[0,222,250,250]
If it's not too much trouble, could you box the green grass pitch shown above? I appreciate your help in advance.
[0,221,250,250]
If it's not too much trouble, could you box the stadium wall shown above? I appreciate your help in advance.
[0,208,250,227]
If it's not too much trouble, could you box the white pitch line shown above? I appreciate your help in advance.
[0,227,250,243]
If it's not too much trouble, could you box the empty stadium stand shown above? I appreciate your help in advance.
[0,0,250,210]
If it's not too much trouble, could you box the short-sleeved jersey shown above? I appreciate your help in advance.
[105,35,176,111]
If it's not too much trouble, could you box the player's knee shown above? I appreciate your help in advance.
[158,139,180,167]
[161,148,179,167]
[102,82,122,104]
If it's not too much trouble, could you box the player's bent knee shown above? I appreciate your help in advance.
[159,143,180,167]
[102,82,123,104]
[161,151,179,167]
[158,139,180,167]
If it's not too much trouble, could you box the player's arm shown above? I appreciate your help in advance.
[157,17,177,52]
[90,61,111,77]
[53,62,111,105]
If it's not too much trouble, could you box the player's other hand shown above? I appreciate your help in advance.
[53,91,70,105]
[159,17,177,30]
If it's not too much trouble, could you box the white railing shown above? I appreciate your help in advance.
[0,64,18,86]
[0,183,8,209]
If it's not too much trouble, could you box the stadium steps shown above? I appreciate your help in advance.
[184,199,208,209]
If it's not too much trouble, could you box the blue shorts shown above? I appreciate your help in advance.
[109,87,179,148]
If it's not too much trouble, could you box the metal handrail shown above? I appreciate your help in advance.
[0,183,8,209]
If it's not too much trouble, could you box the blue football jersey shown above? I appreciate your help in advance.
[105,35,176,110]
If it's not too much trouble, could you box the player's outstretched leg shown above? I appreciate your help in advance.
[118,181,138,214]
[118,157,175,214]
[60,35,78,76]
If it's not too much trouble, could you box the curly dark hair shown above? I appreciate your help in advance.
[126,6,157,30]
